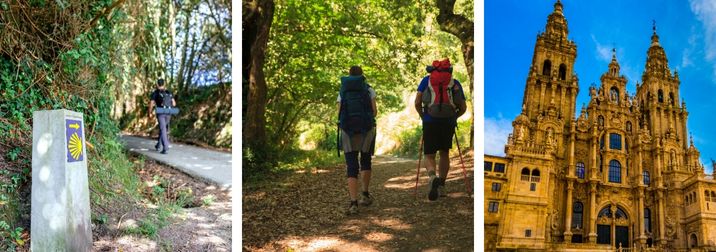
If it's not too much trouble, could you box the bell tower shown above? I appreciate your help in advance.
[521,0,579,126]
[635,22,688,149]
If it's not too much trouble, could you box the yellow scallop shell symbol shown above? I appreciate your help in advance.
[68,132,83,160]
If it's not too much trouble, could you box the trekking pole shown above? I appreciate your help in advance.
[453,130,473,195]
[413,135,424,198]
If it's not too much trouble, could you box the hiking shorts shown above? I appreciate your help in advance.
[423,121,455,155]
[340,128,376,153]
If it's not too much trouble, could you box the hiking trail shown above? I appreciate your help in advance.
[243,153,474,251]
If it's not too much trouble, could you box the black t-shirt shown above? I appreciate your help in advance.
[151,89,173,107]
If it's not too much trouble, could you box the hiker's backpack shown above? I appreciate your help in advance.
[158,90,174,108]
[421,61,461,118]
[339,75,375,135]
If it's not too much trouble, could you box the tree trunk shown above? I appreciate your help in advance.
[435,0,474,148]
[243,0,274,148]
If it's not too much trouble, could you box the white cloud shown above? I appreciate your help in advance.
[690,0,716,76]
[484,115,513,156]
[591,34,612,62]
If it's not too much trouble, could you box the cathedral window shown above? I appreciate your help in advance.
[494,163,505,173]
[598,207,612,218]
[531,169,541,182]
[559,64,567,80]
[670,92,675,106]
[615,207,627,219]
[521,168,530,181]
[609,133,622,150]
[644,208,652,232]
[658,89,664,103]
[488,201,499,213]
[643,171,650,185]
[543,60,552,76]
[525,229,532,237]
[572,202,583,229]
[492,183,501,192]
[485,161,493,172]
[530,183,537,191]
[576,162,585,179]
[609,160,622,183]
[707,190,711,202]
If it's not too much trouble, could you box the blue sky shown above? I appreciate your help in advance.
[485,0,716,172]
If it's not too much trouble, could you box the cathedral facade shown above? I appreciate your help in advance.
[484,1,716,251]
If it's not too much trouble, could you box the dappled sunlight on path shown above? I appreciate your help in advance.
[243,152,474,251]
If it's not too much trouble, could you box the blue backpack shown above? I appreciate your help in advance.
[339,75,375,135]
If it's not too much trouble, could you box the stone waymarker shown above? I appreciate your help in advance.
[31,109,91,251]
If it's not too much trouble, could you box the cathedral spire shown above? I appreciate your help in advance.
[544,0,569,38]
[644,20,669,76]
[651,20,660,47]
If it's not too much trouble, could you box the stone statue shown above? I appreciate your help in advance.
[517,126,525,141]
[546,128,555,146]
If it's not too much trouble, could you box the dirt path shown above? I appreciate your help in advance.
[243,152,474,251]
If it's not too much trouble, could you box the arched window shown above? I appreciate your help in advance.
[609,160,622,183]
[543,60,552,76]
[685,195,689,205]
[615,207,627,219]
[610,87,620,103]
[626,121,632,133]
[521,168,530,181]
[670,92,675,106]
[598,207,612,218]
[658,89,664,103]
[711,191,716,202]
[576,162,586,179]
[572,202,583,228]
[706,191,710,202]
[598,115,604,128]
[531,169,541,182]
[643,171,650,185]
[644,208,652,232]
[559,64,567,80]
[610,133,622,150]
[691,233,698,248]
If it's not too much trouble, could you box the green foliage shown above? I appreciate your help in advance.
[391,125,423,158]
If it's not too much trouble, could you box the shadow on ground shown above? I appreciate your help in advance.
[243,152,474,251]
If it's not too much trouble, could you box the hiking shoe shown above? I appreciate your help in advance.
[439,178,447,197]
[155,143,160,151]
[439,185,447,197]
[359,193,373,206]
[347,203,358,215]
[160,150,168,154]
[428,175,439,201]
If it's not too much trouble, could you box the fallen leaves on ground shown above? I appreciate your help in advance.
[243,151,474,251]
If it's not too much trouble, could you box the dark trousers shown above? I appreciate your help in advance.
[157,114,171,151]
[345,151,372,178]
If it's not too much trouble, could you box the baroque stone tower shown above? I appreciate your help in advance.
[485,1,715,251]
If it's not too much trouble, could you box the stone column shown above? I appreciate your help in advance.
[31,109,91,251]
[638,187,647,244]
[658,190,666,245]
[591,135,598,179]
[540,81,546,111]
[564,180,574,242]
[588,182,598,243]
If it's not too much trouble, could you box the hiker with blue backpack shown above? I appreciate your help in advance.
[414,59,467,201]
[337,66,377,215]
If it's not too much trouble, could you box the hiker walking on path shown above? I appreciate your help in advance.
[337,66,377,215]
[414,59,467,201]
[148,78,177,154]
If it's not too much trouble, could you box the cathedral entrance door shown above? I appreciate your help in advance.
[597,224,610,244]
[615,226,629,248]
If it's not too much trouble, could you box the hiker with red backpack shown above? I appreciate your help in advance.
[414,59,467,201]
[337,66,377,215]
